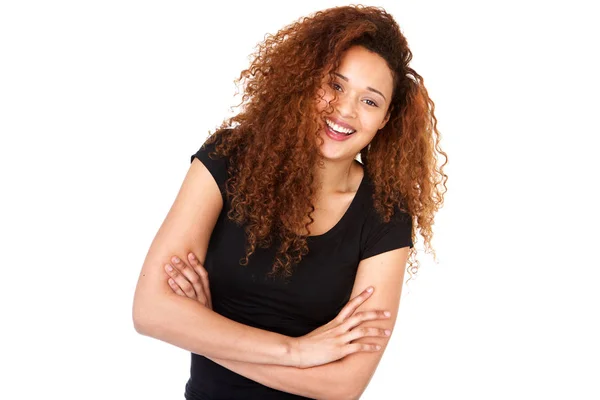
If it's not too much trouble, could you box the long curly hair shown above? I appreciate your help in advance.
[202,5,448,281]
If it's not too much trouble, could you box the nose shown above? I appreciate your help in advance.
[334,94,357,119]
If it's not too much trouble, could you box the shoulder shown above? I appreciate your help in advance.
[190,127,236,201]
[359,173,413,261]
[359,170,410,222]
[192,127,234,159]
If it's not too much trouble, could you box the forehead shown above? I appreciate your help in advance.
[334,46,394,99]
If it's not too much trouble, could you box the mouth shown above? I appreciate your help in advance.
[324,118,356,136]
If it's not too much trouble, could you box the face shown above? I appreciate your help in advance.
[315,45,394,161]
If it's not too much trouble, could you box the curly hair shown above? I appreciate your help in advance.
[202,5,448,281]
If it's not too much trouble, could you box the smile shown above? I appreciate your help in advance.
[325,118,356,135]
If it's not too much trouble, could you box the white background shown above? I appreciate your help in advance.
[1,0,598,399]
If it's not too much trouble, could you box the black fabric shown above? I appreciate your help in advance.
[185,133,413,400]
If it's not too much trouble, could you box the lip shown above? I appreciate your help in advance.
[325,116,356,132]
[324,124,353,141]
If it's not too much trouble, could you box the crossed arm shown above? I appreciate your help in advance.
[165,247,409,400]
[133,159,410,399]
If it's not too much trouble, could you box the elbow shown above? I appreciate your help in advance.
[132,289,186,339]
[132,291,162,336]
[132,310,147,335]
[326,390,361,400]
[132,302,149,335]
[336,388,363,400]
[326,377,365,400]
[335,372,372,400]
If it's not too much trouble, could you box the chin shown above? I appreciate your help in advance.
[317,140,356,162]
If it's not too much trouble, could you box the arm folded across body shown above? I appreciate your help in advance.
[132,158,294,365]
[206,247,410,400]
[133,156,410,398]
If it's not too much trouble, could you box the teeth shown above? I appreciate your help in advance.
[326,118,355,135]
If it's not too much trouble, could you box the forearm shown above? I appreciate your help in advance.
[133,291,295,366]
[206,356,356,400]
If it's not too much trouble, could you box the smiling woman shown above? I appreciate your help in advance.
[132,5,447,400]
[317,46,394,155]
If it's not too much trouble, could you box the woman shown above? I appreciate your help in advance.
[133,5,447,399]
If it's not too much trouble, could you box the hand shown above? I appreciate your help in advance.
[291,287,392,369]
[164,252,212,310]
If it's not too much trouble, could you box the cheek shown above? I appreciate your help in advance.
[361,113,387,132]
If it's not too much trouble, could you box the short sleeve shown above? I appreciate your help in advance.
[360,205,413,261]
[190,134,229,202]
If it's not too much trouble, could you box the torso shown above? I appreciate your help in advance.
[189,138,413,399]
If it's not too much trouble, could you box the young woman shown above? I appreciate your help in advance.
[133,5,447,399]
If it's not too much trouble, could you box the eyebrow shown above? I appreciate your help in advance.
[334,72,387,101]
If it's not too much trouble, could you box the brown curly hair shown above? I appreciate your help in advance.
[202,5,448,281]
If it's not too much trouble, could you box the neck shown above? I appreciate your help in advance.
[313,156,361,196]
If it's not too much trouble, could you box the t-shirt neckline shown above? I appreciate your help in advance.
[306,167,367,241]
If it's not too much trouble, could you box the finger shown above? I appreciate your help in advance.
[188,253,212,308]
[167,278,186,297]
[164,263,196,299]
[189,253,211,308]
[171,256,206,302]
[336,287,374,322]
[342,343,382,357]
[343,326,391,343]
[341,310,391,331]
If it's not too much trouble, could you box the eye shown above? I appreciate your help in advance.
[364,99,378,107]
[331,82,343,92]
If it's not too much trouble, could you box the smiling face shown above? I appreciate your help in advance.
[315,45,395,161]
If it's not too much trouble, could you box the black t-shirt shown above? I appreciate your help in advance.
[184,134,413,400]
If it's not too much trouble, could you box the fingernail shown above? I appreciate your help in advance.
[385,329,391,336]
[384,311,391,317]
[376,345,381,350]
[172,256,180,263]
[189,253,195,260]
[366,287,373,293]
[165,264,173,272]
